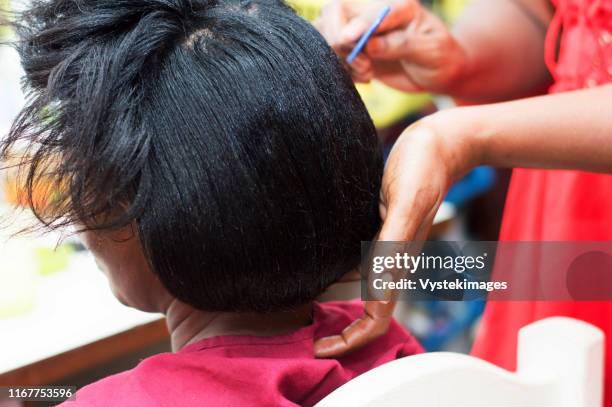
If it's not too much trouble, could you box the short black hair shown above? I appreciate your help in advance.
[3,0,382,312]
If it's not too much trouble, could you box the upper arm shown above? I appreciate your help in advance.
[451,0,555,102]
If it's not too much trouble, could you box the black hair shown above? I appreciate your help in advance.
[2,0,383,312]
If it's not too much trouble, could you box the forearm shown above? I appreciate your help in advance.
[444,0,553,102]
[443,85,612,173]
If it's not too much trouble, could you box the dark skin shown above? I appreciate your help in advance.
[79,226,312,351]
[314,0,553,100]
[314,0,612,358]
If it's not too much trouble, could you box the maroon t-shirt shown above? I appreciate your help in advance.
[61,301,422,406]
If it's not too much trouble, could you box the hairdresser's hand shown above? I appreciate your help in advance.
[314,0,467,93]
[315,109,479,358]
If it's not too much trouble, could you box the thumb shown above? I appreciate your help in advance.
[340,16,372,44]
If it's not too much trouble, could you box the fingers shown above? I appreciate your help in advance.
[315,0,349,50]
[314,301,394,358]
[314,334,348,358]
[365,298,396,317]
[378,125,447,242]
[314,319,366,358]
[349,54,373,83]
[319,0,418,48]
[379,187,442,242]
[315,0,425,88]
[366,29,410,61]
[315,0,374,82]
[316,198,436,359]
[376,0,418,32]
[378,206,415,242]
[341,15,375,44]
[378,176,429,241]
[365,6,454,73]
[314,184,440,359]
[366,22,435,64]
[371,60,422,92]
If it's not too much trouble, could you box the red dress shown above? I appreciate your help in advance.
[471,0,612,403]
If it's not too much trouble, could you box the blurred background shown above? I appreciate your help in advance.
[0,0,510,400]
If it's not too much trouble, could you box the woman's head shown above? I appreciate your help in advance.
[4,0,382,313]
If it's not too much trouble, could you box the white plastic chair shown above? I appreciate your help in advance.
[316,317,604,407]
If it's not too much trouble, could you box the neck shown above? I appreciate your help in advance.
[164,299,313,351]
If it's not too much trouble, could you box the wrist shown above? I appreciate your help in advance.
[426,106,489,179]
